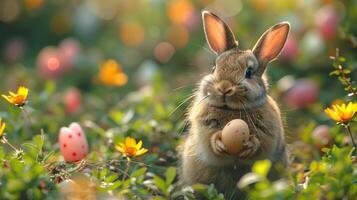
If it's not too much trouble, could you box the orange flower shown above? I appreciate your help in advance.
[324,102,357,124]
[97,59,128,87]
[0,117,6,138]
[115,137,148,157]
[2,86,29,107]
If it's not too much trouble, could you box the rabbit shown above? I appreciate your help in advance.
[178,11,290,199]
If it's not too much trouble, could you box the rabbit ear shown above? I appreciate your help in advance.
[253,22,290,75]
[202,11,238,54]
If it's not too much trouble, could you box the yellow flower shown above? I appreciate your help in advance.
[0,117,5,138]
[324,102,357,124]
[97,59,128,87]
[2,86,29,107]
[115,137,148,157]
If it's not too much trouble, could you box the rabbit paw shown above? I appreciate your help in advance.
[210,131,227,156]
[238,135,260,158]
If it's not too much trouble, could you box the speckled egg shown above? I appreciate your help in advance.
[221,119,250,155]
[59,122,89,162]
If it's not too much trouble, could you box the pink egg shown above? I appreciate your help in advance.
[285,79,319,108]
[315,6,339,40]
[311,125,333,153]
[59,122,89,162]
[64,87,82,114]
[281,34,298,60]
[37,47,64,79]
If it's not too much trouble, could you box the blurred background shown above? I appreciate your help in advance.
[0,0,356,141]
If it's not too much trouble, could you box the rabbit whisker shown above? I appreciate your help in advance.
[240,101,259,134]
[178,120,189,135]
[197,94,210,106]
[169,93,196,117]
[173,84,195,92]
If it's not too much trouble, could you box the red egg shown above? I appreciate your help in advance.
[59,122,89,162]
[285,79,319,108]
[64,87,82,114]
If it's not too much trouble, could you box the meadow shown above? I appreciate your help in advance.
[0,0,356,199]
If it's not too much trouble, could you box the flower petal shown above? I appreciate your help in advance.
[2,95,12,103]
[135,140,143,150]
[0,123,5,137]
[115,145,125,154]
[325,108,341,122]
[125,137,137,148]
[135,148,148,156]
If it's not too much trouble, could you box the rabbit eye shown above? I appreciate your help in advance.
[211,66,216,73]
[245,67,253,79]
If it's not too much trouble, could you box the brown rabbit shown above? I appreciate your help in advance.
[179,11,290,199]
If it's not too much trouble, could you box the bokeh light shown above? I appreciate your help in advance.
[167,0,194,24]
[0,0,20,23]
[154,42,175,63]
[119,21,145,47]
[24,0,44,10]
[166,24,189,48]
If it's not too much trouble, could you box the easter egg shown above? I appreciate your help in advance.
[64,87,82,114]
[311,125,333,151]
[221,119,250,155]
[37,47,64,79]
[59,122,89,162]
[315,5,339,40]
[285,79,319,108]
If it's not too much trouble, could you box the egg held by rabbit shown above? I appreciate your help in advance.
[221,119,250,155]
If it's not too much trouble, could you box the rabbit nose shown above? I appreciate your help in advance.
[216,81,234,96]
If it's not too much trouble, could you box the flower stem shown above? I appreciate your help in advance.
[21,107,33,125]
[345,124,356,153]
[122,157,131,181]
[1,136,19,152]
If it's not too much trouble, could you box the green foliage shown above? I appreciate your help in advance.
[0,136,57,199]
[238,146,357,200]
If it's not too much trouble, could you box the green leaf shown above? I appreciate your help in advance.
[109,111,125,124]
[191,183,207,192]
[42,151,55,162]
[343,69,351,74]
[329,70,340,76]
[131,167,147,178]
[165,167,176,185]
[105,181,122,190]
[252,159,272,177]
[105,174,119,182]
[151,196,165,200]
[99,168,108,179]
[237,173,263,189]
[153,175,167,193]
